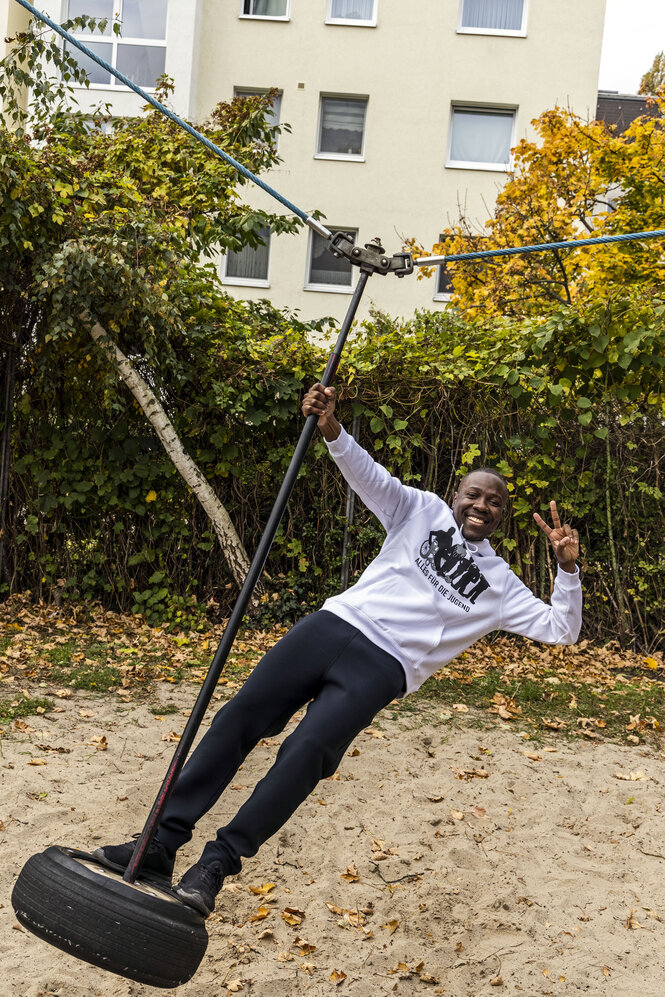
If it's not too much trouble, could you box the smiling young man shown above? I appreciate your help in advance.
[95,383,581,918]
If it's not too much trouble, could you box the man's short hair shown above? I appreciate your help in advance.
[458,467,508,490]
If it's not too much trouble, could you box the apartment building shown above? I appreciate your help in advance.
[2,0,607,321]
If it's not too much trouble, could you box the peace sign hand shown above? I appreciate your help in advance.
[533,501,579,574]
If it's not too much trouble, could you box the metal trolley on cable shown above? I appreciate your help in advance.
[9,0,665,988]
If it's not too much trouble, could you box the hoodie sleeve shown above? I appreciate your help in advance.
[500,565,582,645]
[326,426,422,532]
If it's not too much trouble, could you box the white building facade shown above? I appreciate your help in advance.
[2,0,607,321]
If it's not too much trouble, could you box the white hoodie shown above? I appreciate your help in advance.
[322,427,582,695]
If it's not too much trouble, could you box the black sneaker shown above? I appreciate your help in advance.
[173,860,225,918]
[92,834,175,889]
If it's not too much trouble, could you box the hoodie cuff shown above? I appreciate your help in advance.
[555,564,581,588]
[325,425,351,457]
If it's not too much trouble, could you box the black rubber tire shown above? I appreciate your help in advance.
[11,846,208,988]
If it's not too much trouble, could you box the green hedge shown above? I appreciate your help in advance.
[3,294,664,648]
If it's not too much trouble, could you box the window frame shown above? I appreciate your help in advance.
[432,238,454,303]
[457,0,528,37]
[239,0,291,22]
[65,0,168,91]
[222,228,272,288]
[305,227,358,293]
[325,0,378,28]
[315,94,368,162]
[233,86,283,148]
[446,104,517,172]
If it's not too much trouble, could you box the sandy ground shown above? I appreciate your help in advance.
[1,680,665,997]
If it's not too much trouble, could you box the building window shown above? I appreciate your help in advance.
[459,0,527,35]
[65,0,167,88]
[447,106,515,171]
[306,229,356,291]
[433,239,454,301]
[241,0,289,18]
[326,0,377,26]
[317,96,367,159]
[234,88,282,130]
[223,227,271,286]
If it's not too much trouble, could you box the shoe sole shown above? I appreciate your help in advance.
[172,886,213,919]
[91,848,173,892]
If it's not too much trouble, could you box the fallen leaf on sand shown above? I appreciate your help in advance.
[451,767,489,780]
[626,909,650,930]
[248,905,271,923]
[330,969,347,985]
[299,961,316,975]
[341,865,359,882]
[13,720,35,733]
[277,951,294,962]
[490,975,504,986]
[523,752,542,762]
[452,703,469,713]
[27,759,46,766]
[281,906,305,926]
[382,919,399,934]
[293,936,316,955]
[226,981,243,993]
[602,966,612,977]
[161,731,181,742]
[90,736,107,751]
[78,710,96,718]
[53,689,73,699]
[427,794,444,803]
[249,882,276,895]
[450,810,464,821]
[614,770,648,782]
[365,728,386,739]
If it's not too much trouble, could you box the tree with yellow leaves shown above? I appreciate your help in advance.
[412,95,665,319]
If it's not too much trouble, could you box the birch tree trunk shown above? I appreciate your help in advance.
[88,319,260,608]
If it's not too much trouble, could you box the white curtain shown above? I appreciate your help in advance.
[320,98,366,155]
[122,0,168,40]
[226,229,270,281]
[67,0,113,33]
[247,0,287,15]
[462,0,524,30]
[450,109,513,165]
[331,0,374,19]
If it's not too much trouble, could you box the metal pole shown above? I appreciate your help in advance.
[124,271,371,884]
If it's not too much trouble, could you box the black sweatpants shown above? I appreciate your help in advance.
[157,611,406,876]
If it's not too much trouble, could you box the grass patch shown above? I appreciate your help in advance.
[396,668,664,744]
[50,663,123,691]
[0,696,53,723]
[149,702,180,715]
[0,635,13,655]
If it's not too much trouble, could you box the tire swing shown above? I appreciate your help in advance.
[12,847,206,988]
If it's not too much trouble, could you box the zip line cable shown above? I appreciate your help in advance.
[10,0,665,269]
[12,0,331,240]
[415,229,665,266]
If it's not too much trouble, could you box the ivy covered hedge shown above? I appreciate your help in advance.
[4,290,663,650]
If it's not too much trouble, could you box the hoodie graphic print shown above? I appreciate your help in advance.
[322,428,582,695]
